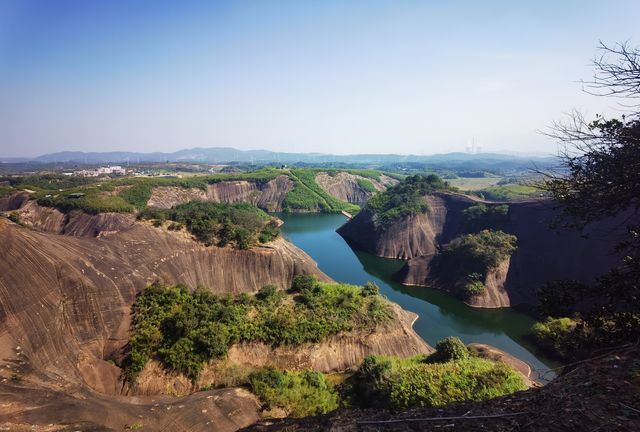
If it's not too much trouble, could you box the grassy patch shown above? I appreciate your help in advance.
[352,350,526,409]
[476,184,545,201]
[356,178,377,193]
[125,277,392,380]
[449,177,502,191]
[283,169,360,213]
[248,369,340,417]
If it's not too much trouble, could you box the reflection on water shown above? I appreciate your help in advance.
[277,212,559,380]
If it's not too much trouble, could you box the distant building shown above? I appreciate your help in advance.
[74,165,127,177]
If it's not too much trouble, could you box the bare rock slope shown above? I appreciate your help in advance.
[314,172,398,205]
[0,216,327,430]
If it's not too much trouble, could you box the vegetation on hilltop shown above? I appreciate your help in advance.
[33,168,282,213]
[435,230,517,299]
[460,204,509,232]
[367,174,451,226]
[138,201,279,248]
[125,277,392,380]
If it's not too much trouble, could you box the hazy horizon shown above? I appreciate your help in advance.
[1,0,638,158]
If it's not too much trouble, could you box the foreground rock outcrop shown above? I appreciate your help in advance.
[339,193,626,307]
[0,207,431,430]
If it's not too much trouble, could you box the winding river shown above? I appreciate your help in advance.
[278,212,559,381]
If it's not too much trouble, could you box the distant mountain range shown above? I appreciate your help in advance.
[14,147,554,166]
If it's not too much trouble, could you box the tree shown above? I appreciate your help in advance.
[537,42,640,351]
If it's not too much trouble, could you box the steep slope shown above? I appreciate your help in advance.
[0,191,30,211]
[337,195,467,259]
[339,193,626,307]
[0,210,431,430]
[147,175,294,211]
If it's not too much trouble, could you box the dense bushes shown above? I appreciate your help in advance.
[138,201,280,248]
[352,348,525,409]
[531,317,580,359]
[460,204,509,232]
[367,174,450,226]
[248,369,339,417]
[125,277,392,380]
[441,230,517,272]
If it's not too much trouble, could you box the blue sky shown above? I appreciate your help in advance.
[0,0,638,157]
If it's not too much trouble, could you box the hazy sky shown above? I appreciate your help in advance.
[0,0,638,158]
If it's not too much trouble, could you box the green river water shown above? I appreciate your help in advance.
[278,212,559,381]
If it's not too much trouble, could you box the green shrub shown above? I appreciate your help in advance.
[248,369,339,417]
[531,317,579,359]
[353,354,525,409]
[361,281,380,296]
[125,278,393,381]
[427,337,469,363]
[367,174,450,227]
[463,273,486,297]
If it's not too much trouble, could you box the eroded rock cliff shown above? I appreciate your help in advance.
[0,215,330,429]
[339,193,625,308]
[147,175,294,211]
[0,207,431,430]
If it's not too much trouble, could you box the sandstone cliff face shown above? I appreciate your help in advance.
[0,209,431,430]
[147,175,294,211]
[314,172,397,205]
[337,195,452,259]
[467,258,511,308]
[0,216,330,429]
[0,191,30,212]
[340,193,626,308]
[12,200,137,237]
